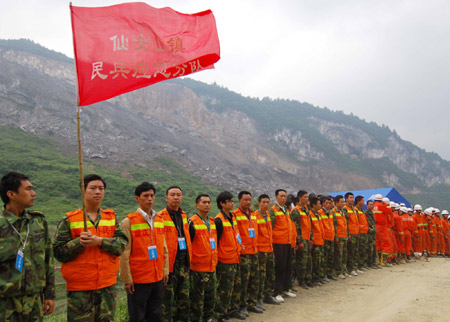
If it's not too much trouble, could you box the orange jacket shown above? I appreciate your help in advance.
[318,209,335,241]
[345,205,359,235]
[333,207,347,238]
[215,212,241,264]
[310,210,324,246]
[393,212,404,236]
[374,201,389,227]
[189,214,218,273]
[357,208,369,234]
[160,208,192,273]
[255,210,273,253]
[61,209,119,291]
[233,207,258,255]
[295,205,311,241]
[127,211,165,283]
[271,205,292,244]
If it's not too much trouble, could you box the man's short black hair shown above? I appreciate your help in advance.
[217,191,233,210]
[135,182,156,196]
[310,196,320,207]
[84,174,106,190]
[344,192,354,200]
[355,195,364,204]
[258,194,270,202]
[275,189,286,196]
[166,185,182,196]
[366,200,374,205]
[0,171,29,204]
[320,196,332,204]
[297,190,308,198]
[286,194,295,205]
[196,194,210,204]
[238,191,252,200]
[334,195,344,204]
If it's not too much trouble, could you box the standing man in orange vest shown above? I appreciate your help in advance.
[214,191,242,322]
[53,174,128,322]
[332,195,348,278]
[318,196,336,281]
[119,182,169,322]
[188,194,218,322]
[232,191,263,316]
[290,190,313,288]
[159,186,192,322]
[310,196,325,286]
[355,196,369,271]
[412,204,423,257]
[343,192,360,276]
[255,194,281,308]
[441,210,450,257]
[365,200,379,268]
[269,189,296,303]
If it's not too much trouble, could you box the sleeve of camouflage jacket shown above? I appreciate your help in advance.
[52,217,84,263]
[289,208,302,243]
[100,214,128,256]
[268,208,276,228]
[43,218,55,300]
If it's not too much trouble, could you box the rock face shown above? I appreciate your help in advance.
[1,39,450,198]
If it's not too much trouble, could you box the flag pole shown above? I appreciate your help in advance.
[76,103,88,231]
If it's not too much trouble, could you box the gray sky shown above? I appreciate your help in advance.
[1,0,449,160]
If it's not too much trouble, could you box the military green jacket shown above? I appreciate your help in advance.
[365,209,376,233]
[0,208,55,299]
[53,210,128,263]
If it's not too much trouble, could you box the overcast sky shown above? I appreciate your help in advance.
[1,0,449,160]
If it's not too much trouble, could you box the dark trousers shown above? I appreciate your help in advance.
[128,281,164,322]
[273,243,292,296]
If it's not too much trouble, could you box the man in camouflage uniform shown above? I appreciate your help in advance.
[365,200,379,268]
[331,195,348,279]
[0,171,55,321]
[53,174,128,322]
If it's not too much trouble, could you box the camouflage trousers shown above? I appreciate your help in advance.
[347,235,359,272]
[257,252,274,301]
[162,257,190,322]
[358,233,369,269]
[295,240,312,284]
[324,240,335,277]
[0,292,43,322]
[368,232,377,266]
[215,262,238,320]
[311,244,325,282]
[334,238,347,275]
[189,270,216,322]
[233,254,259,309]
[67,285,116,322]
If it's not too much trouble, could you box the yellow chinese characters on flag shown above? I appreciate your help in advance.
[71,2,220,106]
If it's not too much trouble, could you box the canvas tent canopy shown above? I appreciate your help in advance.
[328,187,411,209]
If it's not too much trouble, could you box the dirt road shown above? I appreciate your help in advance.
[247,258,450,322]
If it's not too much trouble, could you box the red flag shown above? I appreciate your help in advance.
[70,2,220,106]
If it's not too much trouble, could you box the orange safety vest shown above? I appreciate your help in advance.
[255,210,273,253]
[61,209,119,291]
[159,208,192,273]
[233,208,258,255]
[295,205,311,241]
[333,207,347,238]
[310,210,324,246]
[357,209,369,234]
[189,214,218,273]
[345,205,359,235]
[318,209,335,241]
[215,212,240,264]
[271,205,292,244]
[127,211,165,284]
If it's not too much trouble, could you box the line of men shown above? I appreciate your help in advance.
[1,171,449,322]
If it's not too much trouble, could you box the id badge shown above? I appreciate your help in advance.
[236,234,242,245]
[148,245,158,260]
[15,249,24,272]
[248,228,255,238]
[178,237,187,250]
[210,238,216,250]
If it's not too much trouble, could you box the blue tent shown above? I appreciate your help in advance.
[328,187,411,208]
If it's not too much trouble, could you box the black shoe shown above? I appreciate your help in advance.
[248,306,264,314]
[263,296,281,305]
[230,312,246,320]
[307,282,314,287]
[290,286,298,292]
[329,275,338,281]
[239,307,249,317]
[300,282,309,289]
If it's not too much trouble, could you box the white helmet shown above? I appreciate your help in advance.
[442,210,449,215]
[425,208,432,215]
[435,208,440,213]
[407,208,413,212]
[400,207,408,213]
[374,194,383,201]
[394,203,400,210]
[383,197,390,205]
[414,204,422,211]
[400,203,406,207]
[389,201,395,208]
